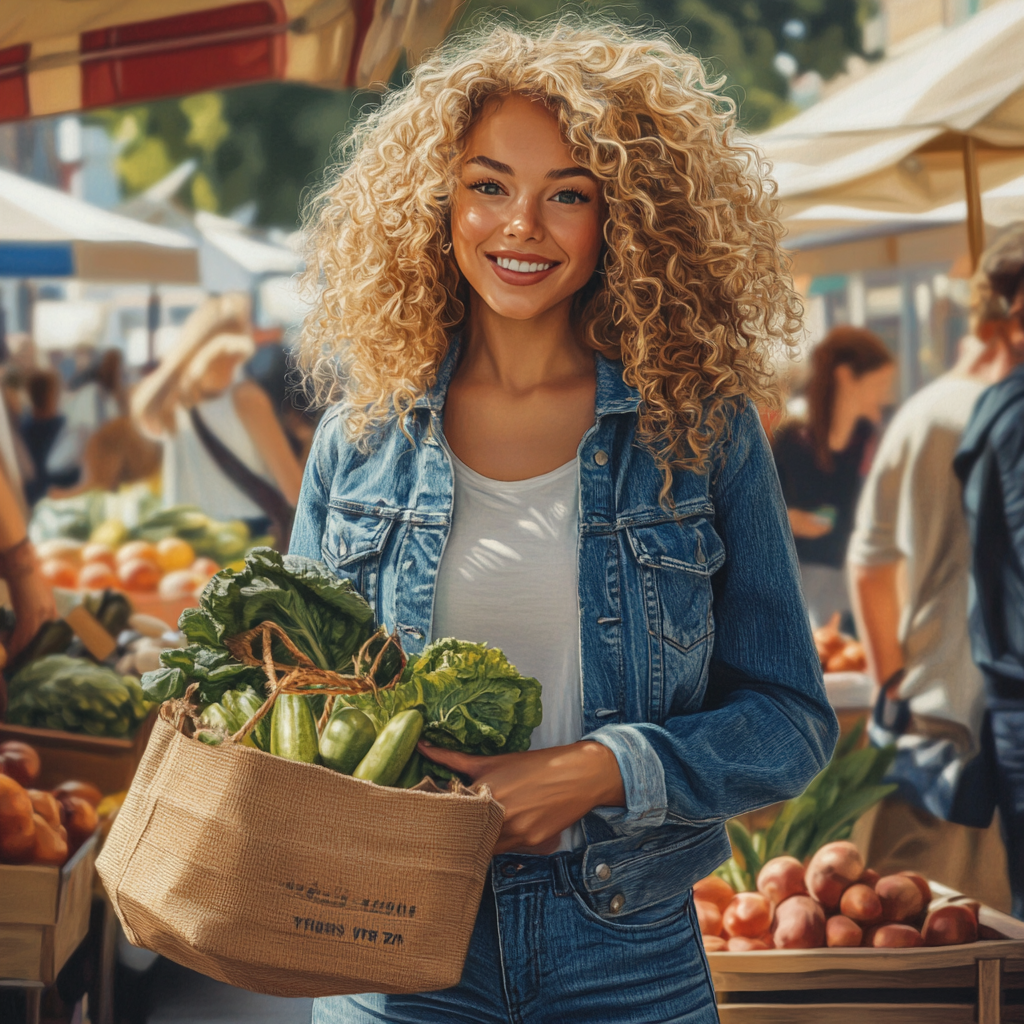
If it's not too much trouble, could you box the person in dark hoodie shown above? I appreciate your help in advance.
[954,224,1024,917]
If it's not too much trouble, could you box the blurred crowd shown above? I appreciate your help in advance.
[0,293,319,664]
[770,223,1024,918]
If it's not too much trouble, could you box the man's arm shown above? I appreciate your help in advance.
[850,561,904,688]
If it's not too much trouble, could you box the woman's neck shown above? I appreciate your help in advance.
[462,291,591,390]
[828,395,860,453]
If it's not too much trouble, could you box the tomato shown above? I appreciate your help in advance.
[117,558,161,591]
[78,561,119,590]
[40,558,79,589]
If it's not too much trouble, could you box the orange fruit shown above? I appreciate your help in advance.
[117,558,160,591]
[81,543,116,568]
[40,559,78,589]
[78,562,118,590]
[155,537,195,572]
[115,541,158,567]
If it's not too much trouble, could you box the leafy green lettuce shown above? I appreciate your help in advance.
[337,638,543,763]
[141,547,380,702]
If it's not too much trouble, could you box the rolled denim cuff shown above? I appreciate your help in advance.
[585,724,668,830]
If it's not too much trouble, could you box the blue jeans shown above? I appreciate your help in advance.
[312,852,719,1024]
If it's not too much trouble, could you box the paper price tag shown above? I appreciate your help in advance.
[65,604,117,661]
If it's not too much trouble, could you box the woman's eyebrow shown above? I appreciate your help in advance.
[546,166,596,181]
[466,155,514,175]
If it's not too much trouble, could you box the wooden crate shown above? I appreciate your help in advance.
[0,711,156,794]
[0,833,98,984]
[710,900,1024,1024]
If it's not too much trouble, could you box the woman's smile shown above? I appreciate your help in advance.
[486,250,562,285]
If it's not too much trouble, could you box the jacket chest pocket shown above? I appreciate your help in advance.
[321,506,395,612]
[626,517,725,714]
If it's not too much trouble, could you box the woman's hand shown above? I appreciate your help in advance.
[419,740,625,855]
[788,508,833,539]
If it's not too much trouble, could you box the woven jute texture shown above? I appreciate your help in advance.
[96,713,505,997]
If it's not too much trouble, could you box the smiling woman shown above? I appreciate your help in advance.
[293,18,837,1024]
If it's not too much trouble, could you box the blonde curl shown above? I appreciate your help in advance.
[299,17,802,484]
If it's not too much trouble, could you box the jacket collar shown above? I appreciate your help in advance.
[414,334,641,416]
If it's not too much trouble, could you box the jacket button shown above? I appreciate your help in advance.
[609,893,625,914]
[593,450,609,466]
[595,863,612,881]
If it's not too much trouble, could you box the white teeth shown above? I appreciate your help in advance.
[496,257,553,272]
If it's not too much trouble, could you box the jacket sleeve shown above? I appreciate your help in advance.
[287,410,338,560]
[588,400,838,828]
[995,403,1024,565]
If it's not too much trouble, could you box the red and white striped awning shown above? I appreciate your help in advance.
[0,0,458,123]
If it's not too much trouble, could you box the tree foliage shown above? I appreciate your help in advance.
[89,0,873,227]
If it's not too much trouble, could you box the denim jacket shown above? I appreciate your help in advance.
[290,346,838,920]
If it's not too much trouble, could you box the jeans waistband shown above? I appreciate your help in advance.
[491,851,583,896]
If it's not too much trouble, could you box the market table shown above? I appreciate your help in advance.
[710,891,1024,1023]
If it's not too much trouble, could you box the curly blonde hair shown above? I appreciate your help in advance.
[300,17,801,481]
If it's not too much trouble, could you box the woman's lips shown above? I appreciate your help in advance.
[486,254,560,287]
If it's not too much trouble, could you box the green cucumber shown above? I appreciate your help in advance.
[199,701,253,746]
[223,688,270,751]
[353,709,424,786]
[270,694,320,764]
[319,706,377,774]
[395,750,427,789]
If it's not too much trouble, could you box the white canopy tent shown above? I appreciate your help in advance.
[0,167,198,282]
[760,0,1024,268]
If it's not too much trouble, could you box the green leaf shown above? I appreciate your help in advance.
[727,819,763,879]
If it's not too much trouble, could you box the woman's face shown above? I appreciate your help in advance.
[836,362,897,423]
[451,94,604,323]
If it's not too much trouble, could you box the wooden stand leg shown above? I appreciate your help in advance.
[24,986,40,1024]
[96,895,118,1024]
[978,957,1004,1024]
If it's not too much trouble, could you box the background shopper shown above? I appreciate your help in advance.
[773,326,895,628]
[954,224,1024,917]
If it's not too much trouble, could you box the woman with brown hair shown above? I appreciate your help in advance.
[773,326,896,628]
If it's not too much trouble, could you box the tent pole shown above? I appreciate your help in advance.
[963,135,985,272]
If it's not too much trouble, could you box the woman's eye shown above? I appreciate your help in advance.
[553,189,589,205]
[470,180,504,196]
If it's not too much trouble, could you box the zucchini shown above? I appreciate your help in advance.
[223,688,270,751]
[353,709,424,786]
[396,750,427,789]
[270,694,320,764]
[319,706,376,774]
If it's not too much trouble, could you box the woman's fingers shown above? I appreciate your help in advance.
[417,741,489,778]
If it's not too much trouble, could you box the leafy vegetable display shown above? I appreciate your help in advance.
[8,655,153,738]
[140,548,544,789]
[715,719,896,893]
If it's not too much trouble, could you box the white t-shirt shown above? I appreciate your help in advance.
[432,443,584,851]
[848,374,986,745]
[162,379,276,521]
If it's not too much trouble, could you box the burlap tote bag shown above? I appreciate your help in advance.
[96,626,504,998]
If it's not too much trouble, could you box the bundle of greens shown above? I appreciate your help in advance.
[140,547,380,704]
[139,550,544,786]
[337,638,543,779]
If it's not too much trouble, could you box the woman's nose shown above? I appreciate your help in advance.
[505,194,543,242]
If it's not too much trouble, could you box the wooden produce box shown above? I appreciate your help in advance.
[0,833,98,984]
[710,892,1024,1024]
[0,711,156,794]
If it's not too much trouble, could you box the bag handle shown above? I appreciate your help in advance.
[165,622,407,743]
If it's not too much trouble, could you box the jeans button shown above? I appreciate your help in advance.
[595,863,612,881]
[593,450,609,466]
[609,893,625,914]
